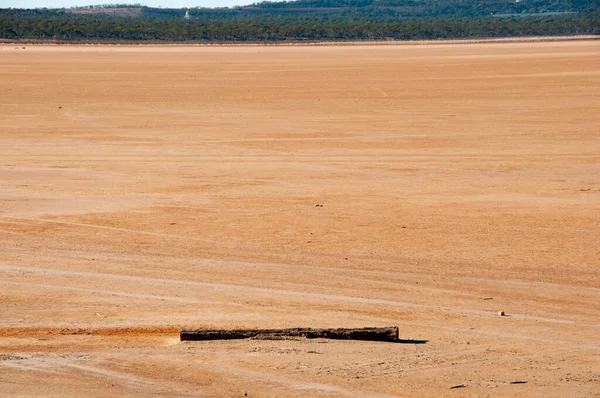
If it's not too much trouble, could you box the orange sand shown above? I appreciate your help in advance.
[1,41,599,396]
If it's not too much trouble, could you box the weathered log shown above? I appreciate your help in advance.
[180,326,398,342]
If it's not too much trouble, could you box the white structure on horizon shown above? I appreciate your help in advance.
[184,10,190,19]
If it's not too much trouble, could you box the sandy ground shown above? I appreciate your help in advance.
[1,41,599,397]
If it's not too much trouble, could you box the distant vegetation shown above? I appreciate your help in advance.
[1,0,599,42]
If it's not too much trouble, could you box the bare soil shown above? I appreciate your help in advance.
[1,41,599,397]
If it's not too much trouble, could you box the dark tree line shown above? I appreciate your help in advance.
[0,0,598,42]
[248,0,599,16]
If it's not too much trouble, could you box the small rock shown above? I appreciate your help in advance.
[498,311,505,316]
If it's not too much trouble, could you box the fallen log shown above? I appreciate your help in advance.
[180,326,398,342]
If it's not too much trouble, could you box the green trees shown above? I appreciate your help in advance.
[0,2,598,42]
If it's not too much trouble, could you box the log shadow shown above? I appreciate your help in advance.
[397,339,428,344]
